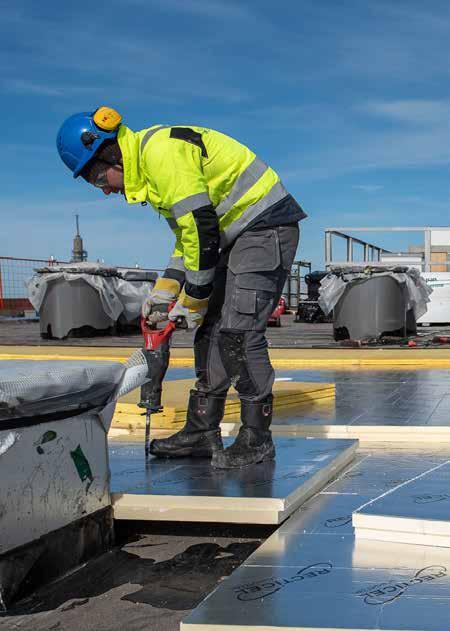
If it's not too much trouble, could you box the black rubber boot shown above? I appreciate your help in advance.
[212,395,275,469]
[150,390,225,458]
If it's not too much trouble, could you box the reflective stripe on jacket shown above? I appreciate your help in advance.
[118,124,295,290]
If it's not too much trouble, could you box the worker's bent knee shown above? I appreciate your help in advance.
[217,329,258,397]
[218,329,246,355]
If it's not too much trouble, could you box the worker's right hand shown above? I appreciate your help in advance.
[143,302,169,326]
[142,277,181,324]
[168,288,209,329]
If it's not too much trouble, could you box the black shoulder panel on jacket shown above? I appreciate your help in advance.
[170,127,208,158]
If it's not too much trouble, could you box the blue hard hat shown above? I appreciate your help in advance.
[56,110,119,178]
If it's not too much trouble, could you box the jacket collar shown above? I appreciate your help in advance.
[117,125,148,204]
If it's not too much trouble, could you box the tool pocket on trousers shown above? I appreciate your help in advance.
[234,287,256,314]
[228,280,277,332]
[228,229,280,274]
[225,287,257,331]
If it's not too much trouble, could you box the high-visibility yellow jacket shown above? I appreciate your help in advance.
[118,124,305,295]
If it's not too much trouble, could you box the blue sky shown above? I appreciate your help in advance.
[1,0,450,269]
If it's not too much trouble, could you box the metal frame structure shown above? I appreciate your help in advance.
[284,259,311,308]
[324,226,450,272]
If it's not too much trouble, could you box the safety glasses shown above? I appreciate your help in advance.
[93,170,109,188]
[83,159,123,189]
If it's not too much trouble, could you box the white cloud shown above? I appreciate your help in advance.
[2,78,100,99]
[280,94,450,182]
[309,3,450,84]
[364,100,450,125]
[352,185,383,193]
[144,0,254,21]
[282,123,450,182]
[3,79,64,97]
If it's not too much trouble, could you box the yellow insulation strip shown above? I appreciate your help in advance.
[3,347,450,368]
[3,355,450,369]
[113,379,335,430]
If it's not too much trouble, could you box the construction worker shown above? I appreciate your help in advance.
[57,107,306,468]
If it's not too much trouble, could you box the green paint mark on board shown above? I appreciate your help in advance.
[41,430,57,444]
[36,430,57,454]
[70,445,93,484]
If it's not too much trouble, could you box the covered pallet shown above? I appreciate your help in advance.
[26,263,157,339]
[0,354,147,610]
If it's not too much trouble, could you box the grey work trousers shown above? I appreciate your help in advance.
[193,224,299,402]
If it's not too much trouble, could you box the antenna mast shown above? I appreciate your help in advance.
[71,214,88,262]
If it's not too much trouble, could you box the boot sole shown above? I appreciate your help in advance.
[150,448,215,459]
[149,434,223,459]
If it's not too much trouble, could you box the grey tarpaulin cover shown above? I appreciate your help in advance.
[26,263,158,322]
[318,265,432,318]
[0,351,148,423]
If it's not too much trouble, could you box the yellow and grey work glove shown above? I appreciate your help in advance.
[168,288,209,330]
[142,278,181,326]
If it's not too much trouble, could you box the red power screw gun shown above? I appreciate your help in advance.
[138,315,178,462]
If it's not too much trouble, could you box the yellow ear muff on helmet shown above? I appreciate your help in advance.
[93,106,122,131]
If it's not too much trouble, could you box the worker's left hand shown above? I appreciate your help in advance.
[168,289,209,329]
[142,277,181,326]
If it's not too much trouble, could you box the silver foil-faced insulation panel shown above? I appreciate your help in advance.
[182,446,450,630]
[354,460,450,546]
[110,438,358,524]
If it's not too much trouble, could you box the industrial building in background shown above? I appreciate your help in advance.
[324,226,450,273]
[408,228,450,272]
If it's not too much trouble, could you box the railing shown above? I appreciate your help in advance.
[0,256,162,316]
[0,256,66,316]
[324,228,391,268]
